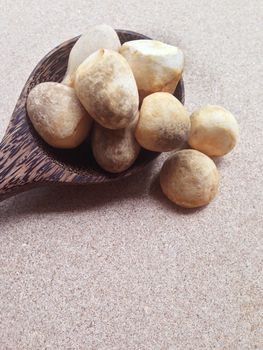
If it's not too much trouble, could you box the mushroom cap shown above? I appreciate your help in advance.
[75,49,139,130]
[26,82,92,148]
[91,115,140,173]
[160,149,219,208]
[135,92,190,152]
[120,40,184,101]
[188,105,239,156]
[62,24,121,87]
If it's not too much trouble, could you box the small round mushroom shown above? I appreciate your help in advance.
[135,92,190,152]
[92,115,140,173]
[188,105,239,156]
[27,82,92,148]
[160,149,219,208]
[75,49,139,130]
[119,39,184,101]
[62,24,121,87]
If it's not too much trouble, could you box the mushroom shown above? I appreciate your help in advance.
[135,92,190,152]
[62,24,121,87]
[75,49,139,130]
[27,82,92,148]
[188,105,239,156]
[120,39,184,101]
[91,115,140,173]
[160,149,219,208]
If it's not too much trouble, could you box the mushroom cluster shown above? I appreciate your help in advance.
[27,24,239,208]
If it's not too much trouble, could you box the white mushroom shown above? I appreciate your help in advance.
[62,24,121,87]
[120,39,184,101]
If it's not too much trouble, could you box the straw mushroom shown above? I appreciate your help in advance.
[135,92,190,152]
[120,39,184,101]
[188,105,239,156]
[92,115,140,173]
[160,149,219,208]
[27,82,92,148]
[62,24,121,87]
[75,49,139,129]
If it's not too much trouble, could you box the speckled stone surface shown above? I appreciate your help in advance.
[0,1,262,349]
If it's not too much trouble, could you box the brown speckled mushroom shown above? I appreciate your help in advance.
[26,82,92,149]
[75,49,139,130]
[91,115,140,173]
[135,92,190,152]
[160,149,219,208]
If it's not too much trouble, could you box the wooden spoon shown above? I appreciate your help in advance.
[0,30,185,202]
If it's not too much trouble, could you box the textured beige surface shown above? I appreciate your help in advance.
[0,0,263,349]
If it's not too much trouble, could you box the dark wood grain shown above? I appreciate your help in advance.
[0,30,185,201]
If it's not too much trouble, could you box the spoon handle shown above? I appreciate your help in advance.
[0,137,40,201]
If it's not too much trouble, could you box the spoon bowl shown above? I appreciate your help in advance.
[0,30,185,201]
